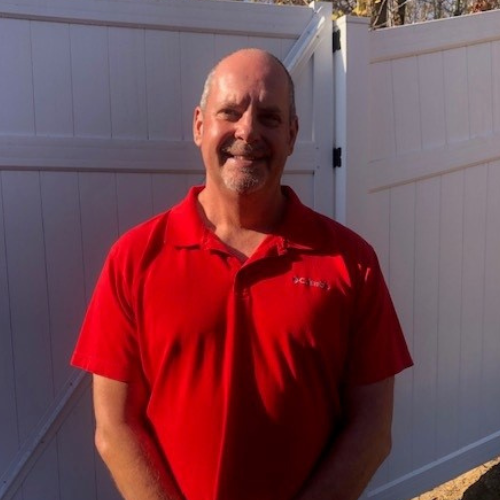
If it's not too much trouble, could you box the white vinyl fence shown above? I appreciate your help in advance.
[0,1,333,499]
[1,1,500,499]
[336,12,500,500]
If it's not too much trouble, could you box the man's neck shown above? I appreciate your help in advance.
[197,184,286,259]
[198,184,285,231]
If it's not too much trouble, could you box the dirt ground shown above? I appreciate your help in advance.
[411,456,500,500]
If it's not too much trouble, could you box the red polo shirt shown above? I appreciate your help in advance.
[71,186,412,500]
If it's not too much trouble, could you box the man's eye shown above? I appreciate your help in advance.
[219,109,239,119]
[261,114,281,126]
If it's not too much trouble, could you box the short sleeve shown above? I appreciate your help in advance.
[71,244,142,382]
[344,247,413,386]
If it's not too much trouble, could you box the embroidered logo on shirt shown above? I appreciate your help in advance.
[292,276,331,290]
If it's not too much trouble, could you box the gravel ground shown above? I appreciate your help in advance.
[411,457,500,500]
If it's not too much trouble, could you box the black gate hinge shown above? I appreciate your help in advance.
[332,30,341,52]
[333,147,342,168]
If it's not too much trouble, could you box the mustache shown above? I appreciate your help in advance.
[221,141,269,157]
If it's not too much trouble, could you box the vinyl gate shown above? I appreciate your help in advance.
[0,1,334,499]
[335,12,500,500]
[2,2,500,499]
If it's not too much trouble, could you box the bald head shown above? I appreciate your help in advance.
[199,49,296,122]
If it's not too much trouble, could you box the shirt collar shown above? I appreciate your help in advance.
[165,185,328,252]
[165,186,207,248]
[276,186,329,252]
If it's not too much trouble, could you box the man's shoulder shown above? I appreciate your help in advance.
[282,186,374,259]
[296,203,376,260]
[108,209,173,267]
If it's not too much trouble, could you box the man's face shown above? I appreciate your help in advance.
[193,51,298,196]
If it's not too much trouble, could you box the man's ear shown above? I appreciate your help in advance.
[193,107,204,147]
[287,115,299,156]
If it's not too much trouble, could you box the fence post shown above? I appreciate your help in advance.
[333,16,371,238]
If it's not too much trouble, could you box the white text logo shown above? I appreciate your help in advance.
[292,276,330,290]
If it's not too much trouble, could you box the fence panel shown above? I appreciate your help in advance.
[336,11,500,500]
[0,2,333,498]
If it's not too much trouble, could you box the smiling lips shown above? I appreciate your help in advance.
[222,142,269,162]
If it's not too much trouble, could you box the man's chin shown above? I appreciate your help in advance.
[223,175,265,195]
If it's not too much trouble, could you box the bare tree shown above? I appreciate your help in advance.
[245,0,500,28]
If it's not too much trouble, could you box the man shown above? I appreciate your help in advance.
[71,48,412,500]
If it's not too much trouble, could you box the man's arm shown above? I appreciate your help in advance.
[93,374,184,500]
[295,377,395,500]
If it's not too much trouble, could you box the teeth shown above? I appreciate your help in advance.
[222,150,265,161]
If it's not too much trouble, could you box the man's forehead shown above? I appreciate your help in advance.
[210,68,288,107]
[216,49,279,75]
[216,51,286,85]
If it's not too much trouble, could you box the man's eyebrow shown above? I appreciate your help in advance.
[216,100,282,112]
[259,105,282,114]
[218,99,239,108]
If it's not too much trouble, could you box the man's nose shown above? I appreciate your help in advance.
[235,111,259,143]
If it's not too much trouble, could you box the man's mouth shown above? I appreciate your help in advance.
[221,143,268,162]
[228,154,260,161]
